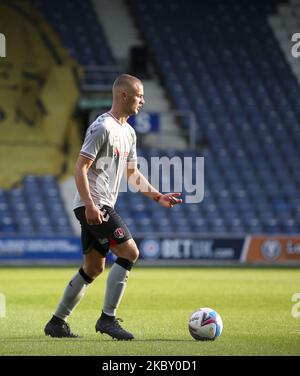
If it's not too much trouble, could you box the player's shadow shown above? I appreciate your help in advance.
[87,338,194,342]
[0,337,194,343]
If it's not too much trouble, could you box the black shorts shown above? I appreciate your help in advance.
[74,205,132,257]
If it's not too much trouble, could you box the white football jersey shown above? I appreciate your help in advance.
[73,112,137,209]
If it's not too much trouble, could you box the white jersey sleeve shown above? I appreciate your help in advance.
[80,121,108,161]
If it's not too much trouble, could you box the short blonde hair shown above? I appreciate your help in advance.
[113,74,142,95]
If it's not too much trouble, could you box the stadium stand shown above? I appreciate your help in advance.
[0,0,83,235]
[0,0,123,237]
[0,175,73,235]
[31,0,120,91]
[0,0,299,237]
[0,0,82,189]
[123,0,300,235]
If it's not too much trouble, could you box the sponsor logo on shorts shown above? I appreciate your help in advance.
[114,227,125,239]
[99,238,109,245]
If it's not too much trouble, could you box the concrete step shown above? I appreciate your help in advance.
[92,0,142,64]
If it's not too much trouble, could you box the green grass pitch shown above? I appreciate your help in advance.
[0,266,299,356]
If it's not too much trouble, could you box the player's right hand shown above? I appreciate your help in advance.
[85,204,104,225]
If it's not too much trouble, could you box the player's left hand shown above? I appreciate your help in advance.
[158,193,182,208]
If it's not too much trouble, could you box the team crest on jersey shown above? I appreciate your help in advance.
[113,147,120,160]
[112,136,120,160]
[114,227,125,239]
[111,135,129,160]
[113,146,129,160]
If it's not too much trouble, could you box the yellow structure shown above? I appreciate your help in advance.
[0,0,83,188]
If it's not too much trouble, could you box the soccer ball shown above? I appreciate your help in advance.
[188,307,223,341]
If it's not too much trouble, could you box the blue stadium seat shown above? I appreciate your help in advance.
[0,175,73,236]
[31,0,118,88]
